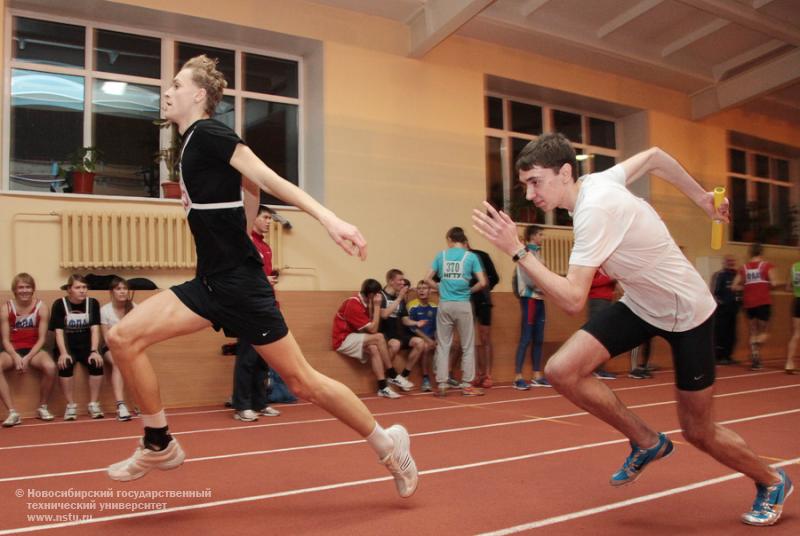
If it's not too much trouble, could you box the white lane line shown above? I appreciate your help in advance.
[1,382,798,453]
[1,412,798,535]
[477,457,800,535]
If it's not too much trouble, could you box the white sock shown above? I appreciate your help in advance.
[141,409,168,429]
[365,423,394,459]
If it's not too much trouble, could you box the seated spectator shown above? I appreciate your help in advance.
[406,280,438,392]
[0,273,57,426]
[50,274,103,420]
[100,277,136,421]
[380,270,428,390]
[333,279,412,398]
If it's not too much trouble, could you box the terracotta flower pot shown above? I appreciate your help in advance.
[161,181,181,199]
[72,171,95,194]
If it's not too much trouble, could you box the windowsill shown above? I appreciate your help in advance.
[728,240,798,251]
[0,189,182,205]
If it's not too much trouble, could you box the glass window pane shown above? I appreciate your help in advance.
[552,109,582,143]
[729,149,746,174]
[731,177,748,242]
[214,95,235,130]
[510,101,542,135]
[92,80,161,197]
[774,158,789,182]
[243,53,298,98]
[555,209,572,226]
[593,154,616,173]
[486,137,503,210]
[10,69,84,193]
[588,117,615,149]
[13,17,85,68]
[510,137,544,224]
[244,99,298,206]
[176,42,235,89]
[95,29,160,79]
[775,185,791,245]
[754,154,769,178]
[486,96,503,129]
[756,182,770,236]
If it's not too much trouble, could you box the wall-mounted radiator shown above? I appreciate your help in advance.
[60,211,196,269]
[540,231,574,276]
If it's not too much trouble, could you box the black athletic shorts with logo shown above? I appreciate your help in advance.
[581,301,715,391]
[172,258,289,346]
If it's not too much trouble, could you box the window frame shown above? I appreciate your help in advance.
[3,8,304,203]
[484,92,621,228]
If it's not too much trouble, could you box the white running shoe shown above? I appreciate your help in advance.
[388,375,414,392]
[108,438,186,482]
[2,411,21,427]
[259,406,281,417]
[64,403,78,421]
[377,386,401,399]
[381,424,418,498]
[88,402,104,419]
[116,402,132,422]
[36,405,55,421]
[234,409,259,422]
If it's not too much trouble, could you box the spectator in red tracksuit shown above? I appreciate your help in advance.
[588,268,617,379]
[733,243,777,370]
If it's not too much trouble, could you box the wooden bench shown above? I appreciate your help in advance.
[1,289,792,417]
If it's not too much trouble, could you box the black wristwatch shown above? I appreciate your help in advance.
[512,247,529,262]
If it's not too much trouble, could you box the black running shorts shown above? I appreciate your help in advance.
[581,301,715,391]
[172,258,289,346]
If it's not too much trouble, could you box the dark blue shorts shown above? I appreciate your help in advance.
[172,259,289,346]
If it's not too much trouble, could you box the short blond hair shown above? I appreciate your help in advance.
[11,272,35,292]
[182,54,227,117]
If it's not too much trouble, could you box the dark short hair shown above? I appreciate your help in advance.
[385,269,404,282]
[515,133,578,181]
[749,243,763,258]
[525,225,543,241]
[257,205,276,217]
[446,226,467,243]
[361,278,382,296]
[61,274,87,291]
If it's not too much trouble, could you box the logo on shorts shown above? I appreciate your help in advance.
[262,331,270,337]
[693,374,704,381]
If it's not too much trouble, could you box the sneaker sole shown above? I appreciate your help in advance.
[742,482,794,526]
[610,438,675,487]
[109,451,187,482]
[233,415,259,422]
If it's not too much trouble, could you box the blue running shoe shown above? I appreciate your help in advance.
[742,469,794,526]
[530,378,552,388]
[513,379,530,391]
[610,432,674,486]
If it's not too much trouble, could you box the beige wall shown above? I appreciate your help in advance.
[1,0,799,293]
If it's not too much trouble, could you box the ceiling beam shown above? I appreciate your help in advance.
[408,0,495,58]
[597,0,664,39]
[520,0,551,18]
[675,0,800,46]
[661,19,728,57]
[692,47,800,118]
[711,39,786,81]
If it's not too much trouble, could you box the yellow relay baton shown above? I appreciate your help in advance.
[711,186,726,250]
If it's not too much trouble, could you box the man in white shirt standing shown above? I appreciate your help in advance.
[472,133,791,527]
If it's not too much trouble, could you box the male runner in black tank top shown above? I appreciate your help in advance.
[105,55,417,499]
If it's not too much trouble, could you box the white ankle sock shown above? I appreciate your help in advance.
[365,423,393,459]
[141,409,168,429]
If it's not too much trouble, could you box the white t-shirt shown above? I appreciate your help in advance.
[569,165,715,332]
[100,302,136,327]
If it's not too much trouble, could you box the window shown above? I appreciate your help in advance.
[484,94,620,226]
[6,14,302,203]
[728,145,796,245]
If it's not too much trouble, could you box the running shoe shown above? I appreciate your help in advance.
[36,405,55,421]
[259,406,281,417]
[610,432,674,486]
[461,385,485,397]
[513,379,530,391]
[628,368,649,380]
[786,368,799,375]
[2,411,21,427]
[107,438,186,482]
[447,377,460,387]
[471,375,485,387]
[116,402,132,422]
[88,402,104,419]
[64,403,78,421]
[530,378,552,388]
[434,383,448,398]
[377,386,401,399]
[741,469,794,526]
[481,376,494,389]
[593,370,617,380]
[234,409,259,421]
[388,375,414,392]
[381,424,418,498]
[751,360,763,371]
[420,377,432,392]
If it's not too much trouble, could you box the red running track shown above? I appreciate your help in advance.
[0,362,797,535]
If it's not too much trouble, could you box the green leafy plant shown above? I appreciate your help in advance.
[70,146,102,173]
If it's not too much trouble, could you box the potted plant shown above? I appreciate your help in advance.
[154,119,181,199]
[62,147,102,194]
